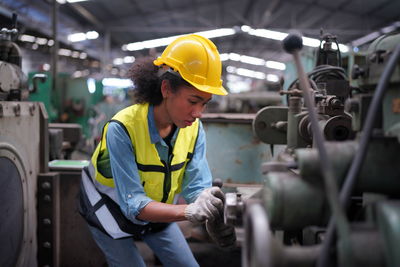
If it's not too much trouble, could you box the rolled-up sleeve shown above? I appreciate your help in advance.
[106,122,153,225]
[180,121,213,203]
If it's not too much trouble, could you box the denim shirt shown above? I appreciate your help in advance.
[106,105,212,225]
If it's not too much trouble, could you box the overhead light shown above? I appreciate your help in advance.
[226,74,242,82]
[47,39,54,46]
[123,56,135,63]
[332,43,349,53]
[241,25,251,33]
[228,53,241,61]
[220,53,229,61]
[302,36,320,47]
[73,71,82,78]
[226,66,266,80]
[86,31,99,40]
[124,43,143,51]
[236,68,266,80]
[226,66,236,73]
[248,28,288,41]
[68,31,99,42]
[226,53,266,65]
[266,60,286,70]
[19,34,35,42]
[122,28,235,51]
[267,74,279,82]
[57,0,89,3]
[240,55,265,66]
[68,32,86,42]
[102,78,133,88]
[226,65,280,82]
[194,28,235,39]
[123,36,180,51]
[42,63,50,71]
[222,52,286,70]
[59,48,72,56]
[79,52,87,59]
[246,26,348,52]
[87,78,96,94]
[113,56,135,65]
[113,58,123,65]
[226,74,252,93]
[71,51,80,58]
[67,0,90,2]
[121,25,348,54]
[36,37,48,45]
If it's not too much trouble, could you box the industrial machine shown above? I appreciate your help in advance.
[225,32,400,267]
[0,15,105,267]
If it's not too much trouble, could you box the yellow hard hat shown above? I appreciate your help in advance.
[154,34,228,95]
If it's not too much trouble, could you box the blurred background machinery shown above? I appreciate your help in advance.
[1,1,400,266]
[0,16,106,267]
[225,32,400,267]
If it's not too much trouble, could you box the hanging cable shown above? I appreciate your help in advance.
[317,43,400,267]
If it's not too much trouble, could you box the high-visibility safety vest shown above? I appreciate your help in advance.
[78,103,199,239]
[92,102,199,204]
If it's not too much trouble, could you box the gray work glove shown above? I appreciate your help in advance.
[184,187,224,224]
[206,219,236,249]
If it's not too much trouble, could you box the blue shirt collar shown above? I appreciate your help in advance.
[148,104,179,145]
[148,105,162,144]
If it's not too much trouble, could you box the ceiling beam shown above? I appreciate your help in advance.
[68,3,103,28]
[257,0,282,28]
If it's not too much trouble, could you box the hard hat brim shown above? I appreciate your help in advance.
[154,58,228,95]
[188,82,228,96]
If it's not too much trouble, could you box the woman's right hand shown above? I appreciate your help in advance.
[184,187,225,224]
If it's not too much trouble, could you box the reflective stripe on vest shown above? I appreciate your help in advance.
[81,167,132,239]
[91,103,199,204]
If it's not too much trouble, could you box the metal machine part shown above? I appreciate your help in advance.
[0,14,27,101]
[0,14,102,266]
[225,192,244,226]
[254,85,353,150]
[0,157,24,266]
[236,32,400,267]
[242,203,385,267]
[49,123,82,159]
[0,61,26,93]
[0,101,44,267]
[243,203,322,267]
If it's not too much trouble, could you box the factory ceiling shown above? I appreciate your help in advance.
[1,0,400,80]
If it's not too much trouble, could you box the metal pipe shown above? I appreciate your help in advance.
[282,34,353,267]
[51,0,58,94]
[103,29,110,77]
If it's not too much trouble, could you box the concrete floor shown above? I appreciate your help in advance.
[137,240,242,267]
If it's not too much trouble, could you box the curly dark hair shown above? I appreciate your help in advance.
[128,56,191,105]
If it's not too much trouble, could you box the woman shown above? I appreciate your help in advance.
[79,34,235,267]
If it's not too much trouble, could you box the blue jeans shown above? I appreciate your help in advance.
[88,223,199,267]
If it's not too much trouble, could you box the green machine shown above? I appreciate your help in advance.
[28,73,104,138]
[225,32,400,267]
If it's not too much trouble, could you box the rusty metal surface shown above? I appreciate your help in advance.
[202,115,271,185]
